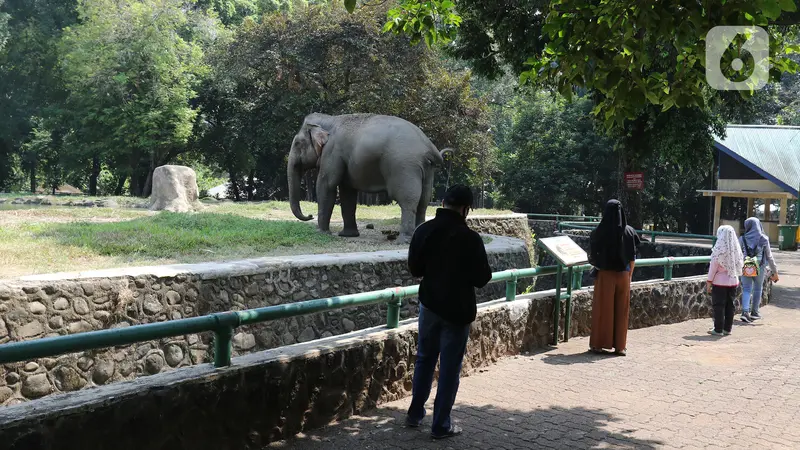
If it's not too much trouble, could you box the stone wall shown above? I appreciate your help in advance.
[468,214,533,257]
[528,219,560,240]
[0,235,529,406]
[560,277,770,339]
[534,230,713,291]
[0,275,770,449]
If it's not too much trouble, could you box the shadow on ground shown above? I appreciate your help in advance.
[541,350,620,366]
[267,403,664,449]
[770,285,800,311]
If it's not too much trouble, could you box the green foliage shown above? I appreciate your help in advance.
[365,1,800,132]
[444,0,549,79]
[20,118,65,193]
[383,0,461,47]
[496,93,617,214]
[96,169,119,196]
[0,0,80,189]
[40,212,337,258]
[58,0,216,196]
[0,0,9,52]
[520,1,800,130]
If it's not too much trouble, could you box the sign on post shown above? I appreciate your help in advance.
[537,236,588,267]
[537,235,588,346]
[624,172,644,191]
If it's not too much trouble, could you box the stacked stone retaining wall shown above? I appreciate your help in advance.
[0,233,529,406]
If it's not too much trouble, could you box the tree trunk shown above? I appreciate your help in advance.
[129,173,140,197]
[142,154,157,198]
[128,152,143,197]
[247,171,255,201]
[89,155,100,196]
[29,163,37,194]
[114,174,126,196]
[304,171,317,202]
[228,169,241,201]
[618,119,647,230]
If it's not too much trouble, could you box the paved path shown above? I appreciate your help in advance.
[270,252,800,449]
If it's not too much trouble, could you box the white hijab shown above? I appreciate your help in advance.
[712,225,743,277]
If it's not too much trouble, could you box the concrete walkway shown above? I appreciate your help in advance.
[270,252,800,449]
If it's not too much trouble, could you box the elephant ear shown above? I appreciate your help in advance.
[307,124,329,163]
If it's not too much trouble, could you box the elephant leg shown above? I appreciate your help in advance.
[389,181,422,244]
[316,182,337,234]
[415,169,435,227]
[338,185,360,237]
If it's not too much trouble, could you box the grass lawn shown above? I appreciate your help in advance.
[0,196,511,279]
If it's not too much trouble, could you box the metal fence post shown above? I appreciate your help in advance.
[571,268,583,291]
[664,258,674,281]
[506,270,518,302]
[564,266,574,342]
[213,325,234,368]
[386,290,402,329]
[552,265,563,345]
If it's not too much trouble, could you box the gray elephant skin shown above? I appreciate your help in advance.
[287,113,452,243]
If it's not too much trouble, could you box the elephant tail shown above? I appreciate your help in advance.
[434,147,455,166]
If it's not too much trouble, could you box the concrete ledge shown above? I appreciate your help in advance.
[17,235,525,282]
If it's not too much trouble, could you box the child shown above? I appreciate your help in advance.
[706,225,743,336]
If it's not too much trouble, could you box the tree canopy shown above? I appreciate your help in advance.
[380,0,800,130]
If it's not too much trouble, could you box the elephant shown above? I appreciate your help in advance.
[287,113,453,243]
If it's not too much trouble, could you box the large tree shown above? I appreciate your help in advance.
[58,0,215,196]
[379,0,800,126]
[496,92,617,214]
[0,0,79,190]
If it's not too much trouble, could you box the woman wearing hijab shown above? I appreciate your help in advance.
[588,200,641,356]
[706,225,743,336]
[739,217,779,323]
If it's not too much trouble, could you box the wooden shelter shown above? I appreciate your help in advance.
[699,124,799,243]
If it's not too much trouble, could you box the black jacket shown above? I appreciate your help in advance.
[408,208,493,325]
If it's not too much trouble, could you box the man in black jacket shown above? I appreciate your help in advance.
[404,184,493,439]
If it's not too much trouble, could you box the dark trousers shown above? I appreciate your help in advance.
[407,305,470,435]
[712,285,736,333]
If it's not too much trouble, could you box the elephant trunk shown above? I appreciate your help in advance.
[288,156,313,221]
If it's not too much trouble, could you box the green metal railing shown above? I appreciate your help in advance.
[528,213,601,222]
[0,256,711,369]
[556,222,718,244]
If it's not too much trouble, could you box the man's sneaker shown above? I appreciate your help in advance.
[723,330,732,336]
[432,425,463,440]
[405,416,423,428]
[708,329,724,337]
[740,313,752,323]
[750,312,762,320]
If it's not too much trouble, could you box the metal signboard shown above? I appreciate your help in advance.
[537,236,589,267]
[624,172,644,191]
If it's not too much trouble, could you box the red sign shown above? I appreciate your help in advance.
[624,172,644,191]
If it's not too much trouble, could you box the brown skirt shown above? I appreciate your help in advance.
[590,270,631,351]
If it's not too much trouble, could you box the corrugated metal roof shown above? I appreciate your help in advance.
[713,124,800,197]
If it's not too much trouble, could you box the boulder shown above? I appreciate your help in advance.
[148,165,203,213]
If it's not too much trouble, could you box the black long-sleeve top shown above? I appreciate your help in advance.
[408,208,493,325]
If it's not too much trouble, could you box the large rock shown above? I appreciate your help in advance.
[148,165,203,213]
